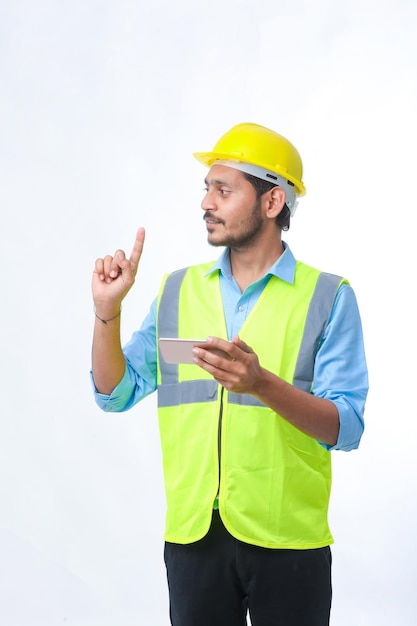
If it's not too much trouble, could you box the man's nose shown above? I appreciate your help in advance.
[201,188,217,212]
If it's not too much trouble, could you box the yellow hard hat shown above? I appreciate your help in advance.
[193,122,306,197]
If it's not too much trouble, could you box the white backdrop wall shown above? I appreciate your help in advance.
[1,0,416,624]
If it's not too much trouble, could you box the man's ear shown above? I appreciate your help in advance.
[265,186,286,218]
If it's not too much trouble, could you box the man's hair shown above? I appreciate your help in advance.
[242,172,291,231]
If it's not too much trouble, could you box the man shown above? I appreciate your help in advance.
[91,122,368,626]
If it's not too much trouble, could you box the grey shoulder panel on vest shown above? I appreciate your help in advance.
[158,267,189,385]
[158,267,188,338]
[293,272,343,392]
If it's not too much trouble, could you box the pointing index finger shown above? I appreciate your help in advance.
[129,227,146,273]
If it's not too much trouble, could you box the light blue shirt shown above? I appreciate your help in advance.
[92,244,368,452]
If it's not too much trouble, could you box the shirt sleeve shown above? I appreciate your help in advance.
[91,298,158,412]
[312,283,368,452]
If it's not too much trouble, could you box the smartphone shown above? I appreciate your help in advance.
[159,338,207,364]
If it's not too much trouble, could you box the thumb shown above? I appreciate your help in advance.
[232,335,254,354]
[110,250,134,283]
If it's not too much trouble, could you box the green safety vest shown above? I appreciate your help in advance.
[156,260,347,549]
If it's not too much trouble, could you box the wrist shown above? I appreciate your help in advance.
[94,305,122,324]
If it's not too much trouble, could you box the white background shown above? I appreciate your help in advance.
[1,0,416,624]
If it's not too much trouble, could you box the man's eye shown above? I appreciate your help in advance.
[219,188,230,195]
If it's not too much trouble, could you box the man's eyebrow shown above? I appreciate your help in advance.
[204,178,231,186]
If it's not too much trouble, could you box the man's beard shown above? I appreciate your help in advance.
[204,198,264,249]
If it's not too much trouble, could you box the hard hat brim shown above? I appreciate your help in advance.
[193,151,306,196]
[193,151,242,167]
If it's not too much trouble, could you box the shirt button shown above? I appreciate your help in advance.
[238,305,245,312]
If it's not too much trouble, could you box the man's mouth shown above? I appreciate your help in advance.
[204,213,223,225]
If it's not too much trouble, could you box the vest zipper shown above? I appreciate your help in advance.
[215,386,225,506]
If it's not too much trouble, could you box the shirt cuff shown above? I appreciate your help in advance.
[90,365,132,412]
[320,399,364,452]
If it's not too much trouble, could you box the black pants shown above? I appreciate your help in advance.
[164,510,332,626]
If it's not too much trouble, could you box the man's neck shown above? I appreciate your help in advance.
[229,239,284,293]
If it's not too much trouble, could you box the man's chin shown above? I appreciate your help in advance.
[207,235,225,247]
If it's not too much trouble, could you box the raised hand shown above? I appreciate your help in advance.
[92,227,146,313]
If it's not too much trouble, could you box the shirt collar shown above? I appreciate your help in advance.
[205,241,296,284]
